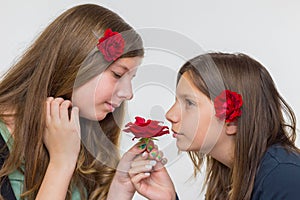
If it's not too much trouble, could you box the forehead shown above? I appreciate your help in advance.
[176,72,203,97]
[109,57,142,71]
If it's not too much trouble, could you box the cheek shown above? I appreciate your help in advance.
[94,76,115,100]
[188,117,210,150]
[186,116,200,138]
[193,116,224,153]
[72,82,96,107]
[188,107,216,151]
[176,111,202,150]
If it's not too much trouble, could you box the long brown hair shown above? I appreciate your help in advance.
[178,52,298,200]
[0,4,144,200]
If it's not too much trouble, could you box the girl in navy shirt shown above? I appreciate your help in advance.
[129,52,300,200]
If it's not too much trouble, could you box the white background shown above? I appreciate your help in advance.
[1,1,299,199]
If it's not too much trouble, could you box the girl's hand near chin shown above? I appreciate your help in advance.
[36,97,81,200]
[44,97,81,169]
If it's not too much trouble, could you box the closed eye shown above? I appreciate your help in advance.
[112,71,122,79]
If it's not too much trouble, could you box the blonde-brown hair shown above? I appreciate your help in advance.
[0,4,144,200]
[178,52,298,200]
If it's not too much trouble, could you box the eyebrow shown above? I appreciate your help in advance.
[115,63,129,71]
[177,93,197,99]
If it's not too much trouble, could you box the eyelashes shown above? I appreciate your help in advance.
[185,98,195,107]
[174,97,196,108]
[112,71,137,80]
[112,71,122,79]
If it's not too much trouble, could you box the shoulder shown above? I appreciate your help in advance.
[0,129,17,200]
[0,130,8,163]
[262,144,300,181]
[256,145,300,176]
[252,145,300,199]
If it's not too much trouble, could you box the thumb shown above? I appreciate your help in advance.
[117,141,147,172]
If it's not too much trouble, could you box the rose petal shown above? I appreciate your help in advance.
[123,116,170,139]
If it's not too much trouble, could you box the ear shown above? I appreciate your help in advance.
[225,122,237,135]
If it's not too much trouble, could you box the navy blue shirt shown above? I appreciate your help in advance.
[251,144,300,199]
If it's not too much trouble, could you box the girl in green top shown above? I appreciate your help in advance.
[0,4,164,200]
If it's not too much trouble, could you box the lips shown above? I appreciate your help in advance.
[105,102,120,112]
[172,129,183,138]
[110,103,120,108]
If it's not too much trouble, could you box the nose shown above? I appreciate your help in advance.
[116,78,133,100]
[165,102,180,124]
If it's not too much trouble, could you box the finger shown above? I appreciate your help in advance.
[131,159,157,168]
[123,142,148,162]
[129,165,152,176]
[131,173,150,188]
[153,159,167,171]
[46,97,54,122]
[146,140,155,152]
[117,142,148,173]
[155,150,164,162]
[50,98,64,119]
[70,107,80,135]
[60,100,72,121]
[161,158,168,166]
[70,106,79,122]
[47,97,54,101]
[129,163,154,176]
[149,148,159,159]
[133,151,149,162]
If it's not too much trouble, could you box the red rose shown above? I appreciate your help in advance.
[123,116,170,140]
[97,28,125,62]
[214,90,243,123]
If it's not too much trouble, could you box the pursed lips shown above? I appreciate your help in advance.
[172,129,184,137]
[110,102,120,108]
[105,102,120,111]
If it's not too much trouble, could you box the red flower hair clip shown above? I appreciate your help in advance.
[214,90,243,123]
[123,116,169,144]
[97,28,125,62]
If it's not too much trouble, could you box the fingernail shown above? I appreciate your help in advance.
[138,143,147,150]
[161,158,168,165]
[149,160,157,166]
[145,164,152,169]
[151,151,157,157]
[144,172,150,176]
[156,155,162,160]
[72,106,79,111]
[147,145,153,152]
[142,151,148,157]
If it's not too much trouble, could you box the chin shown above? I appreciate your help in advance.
[80,112,108,121]
[177,140,200,152]
[95,112,109,121]
[175,141,189,151]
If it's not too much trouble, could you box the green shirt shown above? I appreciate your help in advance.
[0,120,82,199]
